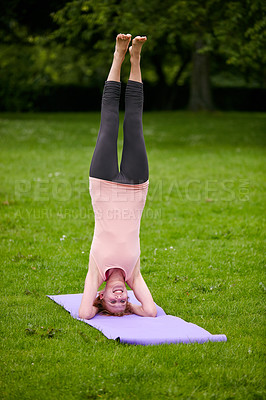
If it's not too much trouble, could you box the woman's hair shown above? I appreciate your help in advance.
[93,295,133,317]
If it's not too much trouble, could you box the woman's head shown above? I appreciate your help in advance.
[93,277,132,316]
[93,294,132,316]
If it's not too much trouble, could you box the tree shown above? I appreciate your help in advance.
[0,0,92,110]
[49,0,265,110]
[1,0,265,110]
[0,0,67,43]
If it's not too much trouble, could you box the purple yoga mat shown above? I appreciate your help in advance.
[47,291,227,345]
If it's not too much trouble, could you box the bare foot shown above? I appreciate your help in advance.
[129,36,147,62]
[114,33,132,62]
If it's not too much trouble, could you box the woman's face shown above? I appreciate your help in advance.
[100,282,128,314]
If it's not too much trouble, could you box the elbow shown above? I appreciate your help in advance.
[78,308,94,320]
[146,307,157,318]
[79,313,94,320]
[78,312,90,320]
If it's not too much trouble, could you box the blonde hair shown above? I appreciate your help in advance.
[93,294,133,317]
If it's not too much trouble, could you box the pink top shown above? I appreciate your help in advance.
[89,177,149,281]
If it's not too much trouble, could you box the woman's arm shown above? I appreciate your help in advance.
[129,301,157,317]
[78,256,103,320]
[127,259,157,318]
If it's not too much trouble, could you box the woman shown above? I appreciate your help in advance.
[78,33,157,319]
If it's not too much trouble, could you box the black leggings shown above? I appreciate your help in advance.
[89,80,149,184]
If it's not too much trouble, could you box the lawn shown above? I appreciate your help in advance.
[0,110,265,400]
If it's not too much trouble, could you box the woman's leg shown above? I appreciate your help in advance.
[89,33,131,181]
[119,37,149,184]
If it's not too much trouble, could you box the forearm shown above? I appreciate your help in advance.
[129,303,157,318]
[78,269,100,320]
[128,268,157,317]
[79,303,99,320]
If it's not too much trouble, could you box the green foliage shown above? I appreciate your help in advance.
[213,0,266,79]
[50,0,266,83]
[0,110,265,399]
[0,0,265,111]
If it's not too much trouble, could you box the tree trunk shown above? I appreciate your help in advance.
[188,38,214,111]
[151,54,171,109]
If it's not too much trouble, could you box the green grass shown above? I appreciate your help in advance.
[0,111,265,400]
